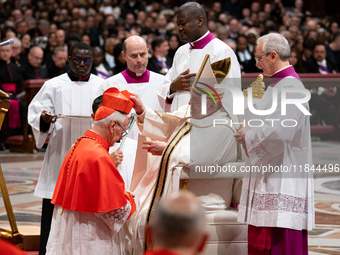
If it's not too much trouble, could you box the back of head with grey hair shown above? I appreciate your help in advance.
[150,192,206,249]
[12,37,21,47]
[94,110,127,129]
[257,33,290,61]
[53,46,67,55]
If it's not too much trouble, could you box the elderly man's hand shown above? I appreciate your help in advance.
[130,93,145,115]
[142,140,166,156]
[41,110,57,123]
[170,68,196,94]
[110,148,124,167]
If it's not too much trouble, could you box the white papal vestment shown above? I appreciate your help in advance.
[127,104,240,254]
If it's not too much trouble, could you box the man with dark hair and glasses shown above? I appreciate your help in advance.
[28,42,104,255]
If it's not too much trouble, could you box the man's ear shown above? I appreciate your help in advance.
[197,16,204,28]
[271,51,279,62]
[91,113,95,120]
[110,120,117,130]
[121,51,126,61]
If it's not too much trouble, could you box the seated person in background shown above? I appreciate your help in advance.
[91,46,114,79]
[144,190,209,255]
[235,35,258,73]
[46,88,136,254]
[47,46,68,78]
[147,36,172,75]
[305,44,339,124]
[20,46,48,80]
[305,44,338,74]
[0,44,24,146]
[289,48,306,73]
[10,37,23,67]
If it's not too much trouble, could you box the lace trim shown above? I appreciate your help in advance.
[240,189,312,215]
[250,132,274,163]
[95,202,131,233]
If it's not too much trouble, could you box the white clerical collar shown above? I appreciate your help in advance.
[157,56,166,61]
[271,65,292,76]
[317,59,327,66]
[189,31,210,47]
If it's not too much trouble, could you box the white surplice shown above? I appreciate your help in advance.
[159,32,242,112]
[46,203,131,255]
[28,73,104,199]
[237,77,315,231]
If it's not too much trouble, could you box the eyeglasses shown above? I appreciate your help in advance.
[116,122,128,137]
[72,56,92,65]
[255,52,270,63]
[31,55,43,61]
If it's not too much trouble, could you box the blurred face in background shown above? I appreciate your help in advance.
[169,35,179,50]
[28,47,44,68]
[156,41,169,57]
[52,50,68,68]
[82,34,91,45]
[93,47,104,67]
[236,36,247,52]
[289,51,298,66]
[56,29,65,46]
[11,40,21,58]
[48,32,58,48]
[21,34,31,50]
[313,45,326,62]
[0,45,12,63]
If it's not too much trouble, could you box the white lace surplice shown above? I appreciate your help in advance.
[237,77,314,231]
[46,203,131,255]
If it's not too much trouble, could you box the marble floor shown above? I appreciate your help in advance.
[0,140,340,254]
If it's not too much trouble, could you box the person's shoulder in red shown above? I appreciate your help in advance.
[0,239,26,255]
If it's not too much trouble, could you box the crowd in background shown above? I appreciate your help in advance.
[1,0,340,74]
[0,0,339,138]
